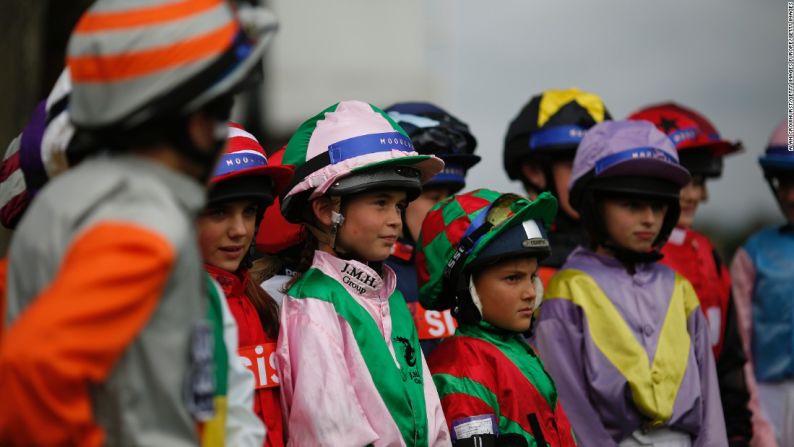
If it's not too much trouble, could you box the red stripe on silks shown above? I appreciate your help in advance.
[430,336,555,440]
[0,151,21,183]
[0,191,31,229]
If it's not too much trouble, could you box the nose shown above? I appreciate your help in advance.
[228,213,248,238]
[640,204,658,226]
[387,204,402,228]
[522,278,537,302]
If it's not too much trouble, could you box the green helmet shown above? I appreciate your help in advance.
[415,189,557,313]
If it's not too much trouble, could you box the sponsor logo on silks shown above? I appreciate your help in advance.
[394,336,417,367]
[239,343,279,390]
[340,262,379,295]
[407,302,457,340]
[450,414,499,443]
[185,319,216,421]
[394,335,422,384]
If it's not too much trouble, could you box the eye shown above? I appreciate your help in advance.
[651,202,668,213]
[396,200,408,212]
[243,205,258,218]
[203,207,226,220]
[503,273,521,283]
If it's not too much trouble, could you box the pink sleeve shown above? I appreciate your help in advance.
[276,297,378,446]
[420,353,452,446]
[731,249,778,447]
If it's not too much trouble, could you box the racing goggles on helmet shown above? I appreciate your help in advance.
[443,194,549,285]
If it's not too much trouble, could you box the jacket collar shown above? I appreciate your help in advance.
[312,250,396,300]
[204,263,248,297]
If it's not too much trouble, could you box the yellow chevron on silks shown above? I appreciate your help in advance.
[200,396,228,447]
[537,89,606,128]
[546,269,700,428]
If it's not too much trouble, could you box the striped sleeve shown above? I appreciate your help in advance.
[0,257,7,338]
[0,222,175,446]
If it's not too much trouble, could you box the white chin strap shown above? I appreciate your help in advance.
[467,272,546,317]
[533,274,544,312]
[468,277,484,316]
[329,209,345,249]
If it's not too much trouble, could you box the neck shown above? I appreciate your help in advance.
[594,245,631,272]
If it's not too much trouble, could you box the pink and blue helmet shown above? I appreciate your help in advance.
[760,120,794,176]
[280,100,444,223]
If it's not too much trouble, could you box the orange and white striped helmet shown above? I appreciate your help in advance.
[67,0,277,131]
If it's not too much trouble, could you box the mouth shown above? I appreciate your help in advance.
[634,232,655,241]
[220,246,245,258]
[517,308,534,317]
[380,235,398,243]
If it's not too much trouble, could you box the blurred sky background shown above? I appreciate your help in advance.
[258,0,784,255]
[0,0,784,256]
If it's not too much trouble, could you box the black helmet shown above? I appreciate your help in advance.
[385,102,480,194]
[504,88,611,181]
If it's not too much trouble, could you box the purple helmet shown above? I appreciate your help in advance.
[569,120,691,253]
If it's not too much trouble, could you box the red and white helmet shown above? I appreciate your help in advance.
[207,122,293,206]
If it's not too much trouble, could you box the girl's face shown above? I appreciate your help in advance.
[337,190,407,261]
[473,257,540,333]
[198,199,258,272]
[678,176,708,228]
[600,196,668,253]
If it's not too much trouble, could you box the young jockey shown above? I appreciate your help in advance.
[0,1,276,444]
[416,188,577,446]
[534,120,727,446]
[384,102,480,353]
[276,100,451,446]
[629,102,751,446]
[732,120,794,447]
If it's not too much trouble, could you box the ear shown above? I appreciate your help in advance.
[311,197,334,227]
[520,160,546,196]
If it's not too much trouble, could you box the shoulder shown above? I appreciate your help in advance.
[744,226,783,251]
[547,268,598,300]
[286,268,339,300]
[428,335,495,375]
[35,158,194,250]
